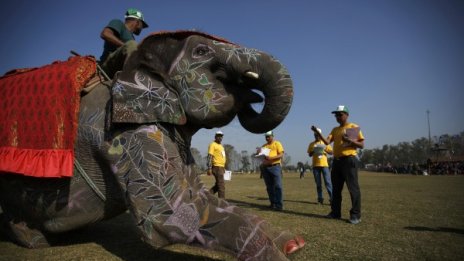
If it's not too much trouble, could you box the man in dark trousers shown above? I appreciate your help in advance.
[312,105,365,224]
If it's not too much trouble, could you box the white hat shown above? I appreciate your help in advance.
[316,128,322,133]
[331,105,349,114]
[125,8,149,28]
[264,130,274,136]
[215,130,224,136]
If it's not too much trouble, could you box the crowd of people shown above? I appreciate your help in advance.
[428,160,464,175]
[364,160,464,175]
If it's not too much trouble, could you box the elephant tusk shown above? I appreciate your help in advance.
[244,71,259,79]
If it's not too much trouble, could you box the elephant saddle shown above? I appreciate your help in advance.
[0,56,97,178]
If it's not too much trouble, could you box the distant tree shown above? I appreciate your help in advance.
[450,132,464,156]
[359,131,464,169]
[241,150,250,172]
[224,144,240,171]
[190,147,204,172]
[250,153,261,172]
[304,161,311,171]
[360,149,373,165]
[411,138,429,163]
[282,152,291,169]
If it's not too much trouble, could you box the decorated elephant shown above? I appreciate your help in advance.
[0,31,303,260]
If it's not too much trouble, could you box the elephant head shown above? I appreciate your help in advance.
[111,31,293,133]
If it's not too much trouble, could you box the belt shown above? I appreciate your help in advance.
[334,155,354,160]
[270,163,280,166]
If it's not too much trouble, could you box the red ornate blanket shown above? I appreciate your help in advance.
[0,56,97,178]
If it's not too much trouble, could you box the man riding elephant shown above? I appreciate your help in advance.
[100,8,149,79]
[0,30,304,260]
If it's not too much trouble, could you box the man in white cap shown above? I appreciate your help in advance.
[312,105,364,224]
[307,127,333,205]
[99,8,149,78]
[207,131,226,198]
[259,130,285,211]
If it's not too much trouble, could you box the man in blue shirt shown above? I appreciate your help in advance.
[100,8,149,78]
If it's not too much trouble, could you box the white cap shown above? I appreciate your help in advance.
[265,130,274,136]
[316,128,322,133]
[215,130,224,136]
[331,105,349,114]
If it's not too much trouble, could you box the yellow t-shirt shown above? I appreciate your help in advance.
[262,140,284,165]
[307,140,332,167]
[208,142,226,167]
[328,122,364,158]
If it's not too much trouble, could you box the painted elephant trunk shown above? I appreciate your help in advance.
[238,54,293,133]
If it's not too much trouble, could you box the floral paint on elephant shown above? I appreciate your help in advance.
[106,123,294,259]
[169,40,263,118]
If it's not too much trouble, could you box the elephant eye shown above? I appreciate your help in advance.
[193,44,213,58]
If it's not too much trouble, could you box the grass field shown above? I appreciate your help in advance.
[1,171,464,260]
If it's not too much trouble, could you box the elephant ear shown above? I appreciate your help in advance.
[111,68,187,125]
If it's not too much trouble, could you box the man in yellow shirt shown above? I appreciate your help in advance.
[259,131,285,211]
[307,128,333,205]
[312,105,364,224]
[207,131,226,198]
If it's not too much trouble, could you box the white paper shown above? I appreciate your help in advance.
[224,170,232,181]
[313,144,326,156]
[254,147,270,158]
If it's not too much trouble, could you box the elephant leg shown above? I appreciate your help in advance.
[200,195,304,259]
[107,128,303,260]
[117,169,292,260]
[0,213,49,248]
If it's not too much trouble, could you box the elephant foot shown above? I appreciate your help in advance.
[0,214,50,248]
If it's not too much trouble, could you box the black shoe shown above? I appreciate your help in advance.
[318,199,324,205]
[325,212,341,219]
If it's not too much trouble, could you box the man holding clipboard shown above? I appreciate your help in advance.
[312,105,364,224]
[307,128,333,205]
[257,131,285,211]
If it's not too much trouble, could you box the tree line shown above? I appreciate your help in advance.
[190,144,292,173]
[359,131,464,172]
[190,131,463,173]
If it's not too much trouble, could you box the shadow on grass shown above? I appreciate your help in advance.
[0,212,223,261]
[246,195,319,205]
[404,226,464,235]
[228,197,332,220]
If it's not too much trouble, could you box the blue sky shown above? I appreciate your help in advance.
[1,0,463,165]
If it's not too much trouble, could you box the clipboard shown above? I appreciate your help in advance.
[343,127,360,147]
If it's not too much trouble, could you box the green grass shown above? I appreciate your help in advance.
[1,171,463,260]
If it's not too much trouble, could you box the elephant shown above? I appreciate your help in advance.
[0,31,303,260]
